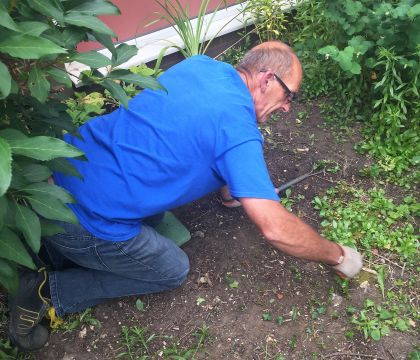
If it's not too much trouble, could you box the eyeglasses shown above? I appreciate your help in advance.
[260,69,297,103]
[273,73,297,103]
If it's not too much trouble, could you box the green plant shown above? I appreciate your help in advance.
[65,91,106,126]
[242,0,288,41]
[117,324,210,360]
[313,184,419,266]
[58,308,101,333]
[290,0,420,185]
[288,334,298,350]
[118,326,155,360]
[218,28,252,66]
[149,0,236,58]
[0,0,163,293]
[349,298,416,341]
[262,312,273,321]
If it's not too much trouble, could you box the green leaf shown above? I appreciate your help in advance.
[0,60,11,98]
[135,298,145,312]
[21,164,52,183]
[0,138,12,197]
[7,136,84,161]
[378,310,393,320]
[395,319,409,331]
[62,28,87,48]
[72,51,112,68]
[376,265,385,299]
[40,219,65,237]
[0,129,27,140]
[64,13,116,36]
[102,79,129,108]
[370,328,381,341]
[47,158,83,180]
[0,258,18,293]
[229,280,239,289]
[18,21,50,36]
[0,2,20,31]
[28,67,50,103]
[0,227,36,269]
[0,196,9,230]
[20,182,76,204]
[0,34,66,59]
[46,67,72,88]
[107,70,164,91]
[25,193,78,224]
[112,44,138,67]
[262,312,272,321]
[318,45,339,59]
[13,203,41,253]
[407,4,420,18]
[348,36,373,55]
[68,0,121,16]
[27,0,64,23]
[92,32,117,58]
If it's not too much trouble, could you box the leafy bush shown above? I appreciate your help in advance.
[289,0,420,183]
[242,0,288,41]
[0,0,163,293]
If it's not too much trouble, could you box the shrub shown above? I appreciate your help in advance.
[0,0,163,293]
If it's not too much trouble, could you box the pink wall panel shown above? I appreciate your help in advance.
[78,0,238,52]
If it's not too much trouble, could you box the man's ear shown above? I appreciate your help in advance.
[259,70,274,94]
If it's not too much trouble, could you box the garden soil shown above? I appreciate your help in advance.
[7,101,418,359]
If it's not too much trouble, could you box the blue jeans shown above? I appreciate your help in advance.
[42,217,190,316]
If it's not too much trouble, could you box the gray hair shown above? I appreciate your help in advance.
[237,41,294,78]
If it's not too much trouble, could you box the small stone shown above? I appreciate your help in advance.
[331,293,343,307]
[78,327,87,339]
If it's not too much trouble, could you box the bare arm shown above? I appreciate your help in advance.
[241,198,342,265]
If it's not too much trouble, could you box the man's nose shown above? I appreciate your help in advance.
[279,102,291,113]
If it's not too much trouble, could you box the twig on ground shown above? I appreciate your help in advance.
[370,252,405,270]
[322,352,386,359]
[313,174,339,183]
[401,262,406,277]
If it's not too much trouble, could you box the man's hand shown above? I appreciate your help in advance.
[332,245,363,278]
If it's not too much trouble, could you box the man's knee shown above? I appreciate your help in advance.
[167,251,190,288]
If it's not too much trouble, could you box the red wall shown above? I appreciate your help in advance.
[78,0,237,52]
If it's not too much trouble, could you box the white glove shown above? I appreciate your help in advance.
[332,245,363,278]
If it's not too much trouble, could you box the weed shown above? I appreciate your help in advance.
[291,306,300,321]
[117,326,155,359]
[313,184,419,266]
[116,324,209,360]
[290,265,303,283]
[288,334,298,350]
[297,111,309,120]
[280,189,303,211]
[136,299,146,312]
[225,273,239,289]
[58,308,101,333]
[262,312,273,321]
[349,298,417,341]
[275,316,284,325]
[344,330,355,340]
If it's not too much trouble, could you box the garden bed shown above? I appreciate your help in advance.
[23,99,418,360]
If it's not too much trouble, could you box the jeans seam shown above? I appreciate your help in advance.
[93,245,112,271]
[49,271,64,317]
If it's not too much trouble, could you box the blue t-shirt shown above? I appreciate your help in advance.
[54,55,278,241]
